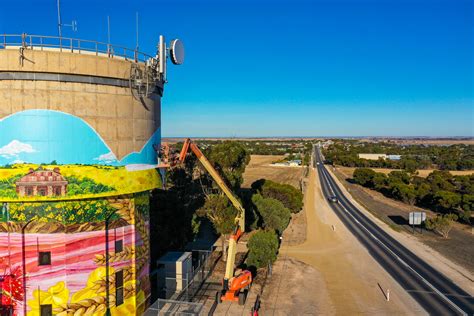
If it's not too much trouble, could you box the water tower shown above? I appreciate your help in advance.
[0,34,183,315]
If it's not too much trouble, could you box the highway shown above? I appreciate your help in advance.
[314,146,474,315]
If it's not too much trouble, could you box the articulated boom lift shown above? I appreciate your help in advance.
[163,138,252,305]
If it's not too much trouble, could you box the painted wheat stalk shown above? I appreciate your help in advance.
[89,266,135,293]
[93,246,134,265]
[108,198,135,224]
[105,196,150,274]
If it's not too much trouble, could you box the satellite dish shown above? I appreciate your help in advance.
[170,39,185,65]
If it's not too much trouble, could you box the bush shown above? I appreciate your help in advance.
[252,194,291,233]
[425,213,458,238]
[247,230,279,268]
[251,179,303,213]
[353,168,377,187]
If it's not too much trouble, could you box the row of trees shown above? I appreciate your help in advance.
[246,179,303,268]
[353,168,473,225]
[324,142,474,171]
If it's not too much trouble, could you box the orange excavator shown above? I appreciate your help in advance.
[159,138,252,305]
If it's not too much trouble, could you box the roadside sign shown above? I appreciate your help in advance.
[409,212,426,234]
[409,212,426,225]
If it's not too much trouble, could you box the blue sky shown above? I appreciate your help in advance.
[1,0,472,137]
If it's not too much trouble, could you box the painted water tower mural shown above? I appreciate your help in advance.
[0,34,184,315]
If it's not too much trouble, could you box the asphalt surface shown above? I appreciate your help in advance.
[314,146,474,315]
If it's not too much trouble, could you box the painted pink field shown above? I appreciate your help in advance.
[0,224,145,314]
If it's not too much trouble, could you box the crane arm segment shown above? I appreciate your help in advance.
[177,138,247,284]
[186,141,245,231]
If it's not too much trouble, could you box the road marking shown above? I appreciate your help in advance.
[317,160,468,316]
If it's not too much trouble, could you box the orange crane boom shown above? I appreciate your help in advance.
[170,138,252,305]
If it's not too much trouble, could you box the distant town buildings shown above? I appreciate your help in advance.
[321,140,334,148]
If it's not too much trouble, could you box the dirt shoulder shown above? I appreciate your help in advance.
[328,166,474,296]
[263,168,425,315]
[260,257,332,315]
[280,207,307,246]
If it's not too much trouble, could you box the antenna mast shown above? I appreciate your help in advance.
[56,0,78,37]
[57,0,62,37]
[136,12,140,51]
[107,16,111,55]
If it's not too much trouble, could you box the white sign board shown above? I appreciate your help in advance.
[409,212,426,225]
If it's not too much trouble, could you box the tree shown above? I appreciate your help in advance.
[433,190,461,213]
[401,158,418,174]
[252,194,291,234]
[461,194,474,212]
[388,170,411,185]
[415,182,432,204]
[207,141,250,190]
[197,194,238,260]
[251,179,303,213]
[246,230,279,268]
[425,214,458,238]
[426,171,455,192]
[372,173,388,190]
[391,183,417,205]
[353,168,377,187]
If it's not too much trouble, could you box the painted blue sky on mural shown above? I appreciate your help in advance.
[0,110,159,166]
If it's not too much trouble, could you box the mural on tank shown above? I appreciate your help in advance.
[0,110,163,202]
[0,193,151,316]
[0,108,159,315]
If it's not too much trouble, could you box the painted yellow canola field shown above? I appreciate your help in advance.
[0,164,162,202]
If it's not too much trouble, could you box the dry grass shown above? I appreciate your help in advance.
[337,166,474,179]
[242,155,305,189]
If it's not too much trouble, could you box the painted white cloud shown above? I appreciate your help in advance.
[94,151,118,163]
[0,140,37,158]
[12,159,25,164]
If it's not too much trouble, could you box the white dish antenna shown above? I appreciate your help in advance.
[170,39,185,65]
